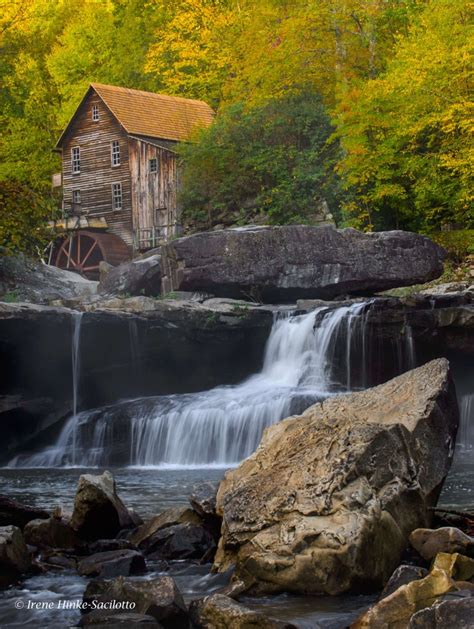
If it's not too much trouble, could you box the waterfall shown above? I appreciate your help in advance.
[457,394,474,451]
[9,302,396,469]
[71,313,83,417]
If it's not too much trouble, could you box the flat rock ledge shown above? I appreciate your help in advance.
[214,359,458,595]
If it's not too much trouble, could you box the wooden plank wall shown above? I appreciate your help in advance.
[61,92,134,246]
[129,138,180,245]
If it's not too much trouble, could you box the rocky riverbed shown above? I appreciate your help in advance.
[1,226,473,627]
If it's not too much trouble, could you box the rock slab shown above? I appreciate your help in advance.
[160,226,445,301]
[214,359,458,595]
[98,254,161,297]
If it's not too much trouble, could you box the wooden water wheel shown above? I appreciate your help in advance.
[54,230,130,280]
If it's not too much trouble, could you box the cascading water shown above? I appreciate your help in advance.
[457,393,474,451]
[12,303,374,469]
[71,312,83,417]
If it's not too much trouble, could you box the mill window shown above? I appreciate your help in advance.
[149,158,158,173]
[71,147,80,174]
[111,140,120,167]
[112,182,122,211]
[72,189,81,205]
[92,105,99,121]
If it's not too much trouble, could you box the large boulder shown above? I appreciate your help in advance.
[130,506,201,548]
[0,525,31,587]
[0,254,97,304]
[214,359,458,595]
[83,575,189,628]
[71,471,138,541]
[160,226,445,301]
[98,254,161,297]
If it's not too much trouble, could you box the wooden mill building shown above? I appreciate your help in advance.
[53,83,214,278]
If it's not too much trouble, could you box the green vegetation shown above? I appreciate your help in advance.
[0,0,472,255]
[180,94,342,230]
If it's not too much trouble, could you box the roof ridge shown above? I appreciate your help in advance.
[90,82,212,108]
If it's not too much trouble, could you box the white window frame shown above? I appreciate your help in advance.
[111,140,121,167]
[149,157,158,173]
[92,105,99,121]
[112,182,122,211]
[71,146,80,174]
[72,189,81,205]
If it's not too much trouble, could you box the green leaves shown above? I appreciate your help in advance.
[179,93,343,230]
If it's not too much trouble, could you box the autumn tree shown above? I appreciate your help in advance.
[335,0,473,231]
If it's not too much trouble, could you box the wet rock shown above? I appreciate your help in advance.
[189,483,219,519]
[81,610,162,625]
[78,549,146,578]
[40,551,77,571]
[189,593,295,628]
[130,506,202,548]
[214,359,459,595]
[0,254,97,304]
[88,539,138,554]
[0,525,31,587]
[410,527,474,561]
[98,254,161,297]
[71,471,137,541]
[408,593,474,628]
[380,565,429,599]
[351,567,455,628]
[0,494,49,529]
[145,522,216,561]
[83,575,189,628]
[161,225,445,301]
[23,516,78,549]
[432,552,474,581]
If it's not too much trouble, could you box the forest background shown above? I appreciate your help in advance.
[0,0,472,255]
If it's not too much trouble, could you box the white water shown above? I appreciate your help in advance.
[10,303,373,469]
[458,393,474,451]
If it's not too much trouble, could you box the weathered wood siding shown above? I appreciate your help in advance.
[129,138,180,246]
[61,92,133,246]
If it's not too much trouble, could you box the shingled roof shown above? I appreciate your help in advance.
[56,83,214,147]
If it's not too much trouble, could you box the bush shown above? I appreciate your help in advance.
[431,230,474,263]
[0,180,56,258]
[179,92,343,231]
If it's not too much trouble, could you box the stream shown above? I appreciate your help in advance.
[1,302,473,627]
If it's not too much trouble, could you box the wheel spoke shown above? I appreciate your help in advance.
[81,240,97,266]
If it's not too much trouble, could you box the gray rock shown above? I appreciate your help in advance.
[410,527,474,561]
[408,592,474,628]
[145,522,216,561]
[71,471,137,541]
[0,254,97,304]
[88,539,138,554]
[160,226,445,302]
[380,565,429,599]
[23,517,78,549]
[214,359,458,595]
[98,255,161,297]
[0,525,31,587]
[130,507,202,548]
[0,494,49,529]
[78,549,146,578]
[83,575,189,628]
[189,594,295,628]
[189,483,219,518]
